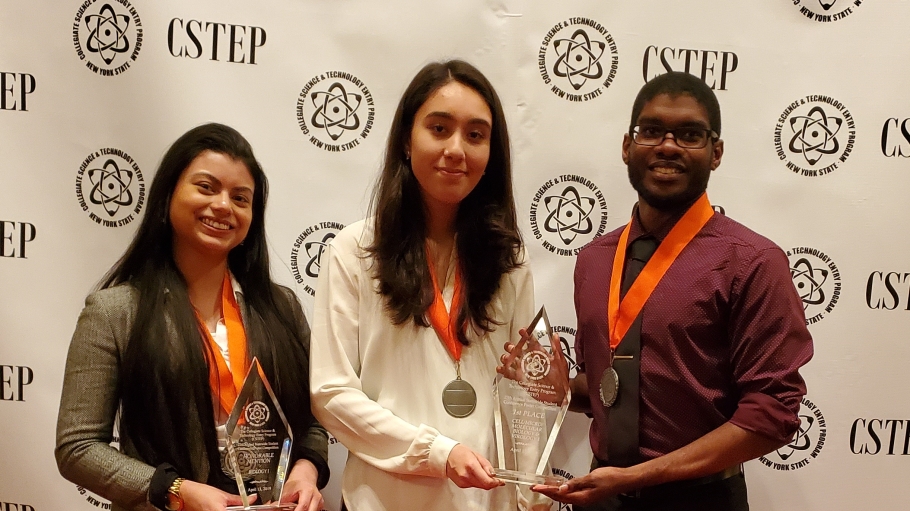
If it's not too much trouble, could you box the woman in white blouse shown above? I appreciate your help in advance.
[310,60,536,510]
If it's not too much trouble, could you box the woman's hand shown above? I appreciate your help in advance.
[178,479,254,511]
[445,444,504,490]
[279,459,324,511]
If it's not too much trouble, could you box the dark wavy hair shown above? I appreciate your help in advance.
[101,123,312,484]
[630,71,722,136]
[367,60,522,345]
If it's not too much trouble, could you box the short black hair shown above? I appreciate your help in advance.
[630,72,722,136]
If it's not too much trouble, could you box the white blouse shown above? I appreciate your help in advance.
[310,220,538,511]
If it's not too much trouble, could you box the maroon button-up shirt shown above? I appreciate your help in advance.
[574,208,813,463]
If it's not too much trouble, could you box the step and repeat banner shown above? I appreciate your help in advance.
[2,1,909,510]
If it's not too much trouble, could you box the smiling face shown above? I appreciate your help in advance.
[622,93,723,212]
[407,80,493,216]
[168,150,255,262]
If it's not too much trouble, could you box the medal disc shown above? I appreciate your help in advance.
[599,367,619,408]
[442,378,477,418]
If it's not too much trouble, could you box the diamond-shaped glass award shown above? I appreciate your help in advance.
[224,358,296,510]
[492,306,571,486]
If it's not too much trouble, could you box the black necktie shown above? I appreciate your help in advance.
[607,236,658,468]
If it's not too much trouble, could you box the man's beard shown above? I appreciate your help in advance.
[627,165,710,212]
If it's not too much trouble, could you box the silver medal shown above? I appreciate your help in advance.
[442,378,476,418]
[599,367,619,408]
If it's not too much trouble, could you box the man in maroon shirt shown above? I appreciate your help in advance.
[533,72,813,510]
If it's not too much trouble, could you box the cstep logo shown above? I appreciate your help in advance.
[73,1,143,75]
[538,17,619,102]
[774,95,856,177]
[297,72,375,152]
[75,148,146,227]
[530,175,608,256]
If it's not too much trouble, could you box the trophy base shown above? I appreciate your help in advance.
[493,468,567,487]
[226,504,297,510]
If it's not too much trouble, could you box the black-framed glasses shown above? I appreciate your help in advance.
[630,124,719,149]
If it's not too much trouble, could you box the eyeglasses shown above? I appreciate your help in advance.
[630,125,719,149]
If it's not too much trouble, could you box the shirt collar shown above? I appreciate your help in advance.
[628,202,688,243]
[228,272,245,309]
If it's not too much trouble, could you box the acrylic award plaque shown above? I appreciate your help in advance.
[224,358,296,510]
[493,306,571,486]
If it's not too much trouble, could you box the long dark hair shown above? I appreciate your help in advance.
[367,60,522,344]
[102,123,312,482]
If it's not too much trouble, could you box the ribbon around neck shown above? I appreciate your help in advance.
[607,193,714,350]
[194,272,249,416]
[426,245,465,363]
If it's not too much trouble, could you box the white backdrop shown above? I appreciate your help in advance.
[2,1,909,510]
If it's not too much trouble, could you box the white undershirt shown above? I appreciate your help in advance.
[211,319,230,368]
[211,320,230,450]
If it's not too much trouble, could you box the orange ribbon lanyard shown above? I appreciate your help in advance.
[426,246,464,365]
[195,272,250,416]
[607,193,715,350]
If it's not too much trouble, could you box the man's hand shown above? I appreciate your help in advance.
[532,466,633,506]
[532,422,786,505]
[445,444,504,490]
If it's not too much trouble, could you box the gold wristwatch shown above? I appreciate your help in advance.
[165,477,185,511]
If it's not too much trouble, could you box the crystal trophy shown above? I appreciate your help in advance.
[224,358,296,510]
[492,306,571,486]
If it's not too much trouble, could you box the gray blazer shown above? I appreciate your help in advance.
[55,284,329,511]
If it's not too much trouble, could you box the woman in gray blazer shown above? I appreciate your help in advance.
[56,123,329,511]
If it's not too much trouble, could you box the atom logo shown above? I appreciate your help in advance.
[311,82,362,141]
[304,232,336,278]
[244,400,270,427]
[791,257,828,310]
[84,4,131,65]
[789,106,842,165]
[544,186,595,245]
[776,414,815,460]
[530,174,608,254]
[552,29,605,91]
[522,351,550,380]
[88,159,134,217]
